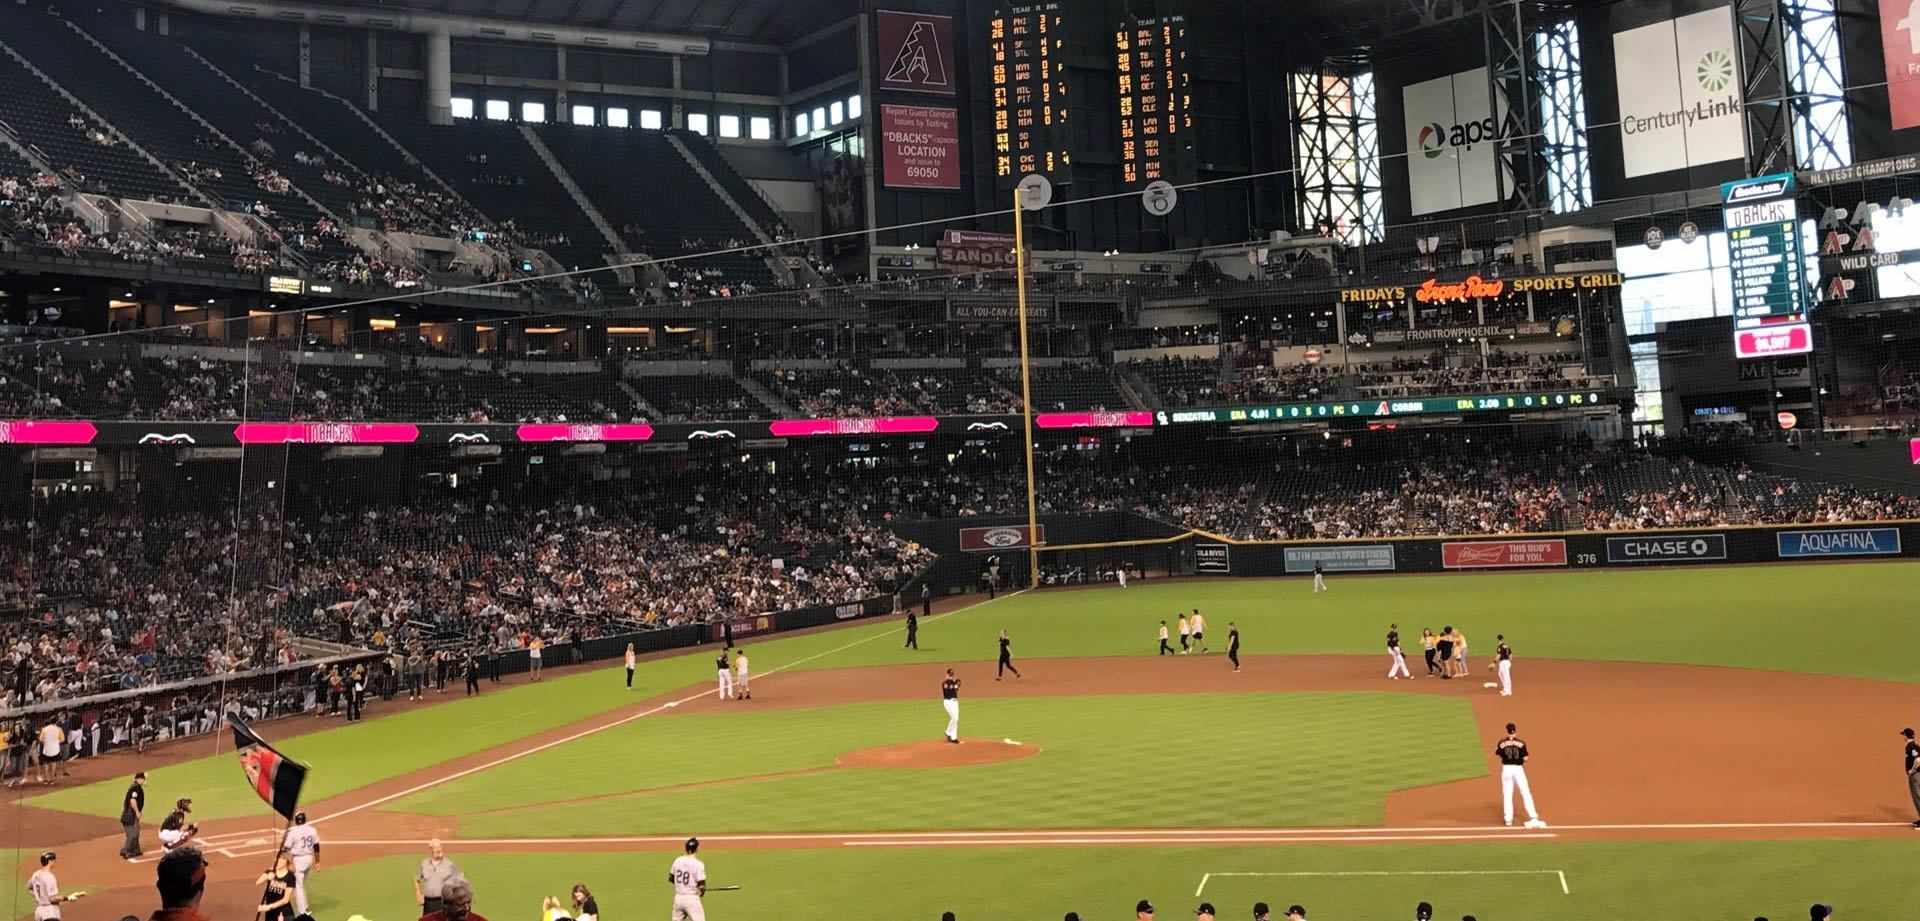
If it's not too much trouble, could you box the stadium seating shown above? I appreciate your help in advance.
[535,125,776,291]
[0,39,190,203]
[627,373,765,420]
[755,365,1020,417]
[672,130,787,239]
[1131,357,1223,407]
[1016,364,1131,411]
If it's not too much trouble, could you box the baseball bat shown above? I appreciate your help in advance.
[709,885,742,891]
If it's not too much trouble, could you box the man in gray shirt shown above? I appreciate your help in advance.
[414,838,463,916]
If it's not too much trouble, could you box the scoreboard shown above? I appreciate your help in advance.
[1114,15,1192,185]
[1721,173,1812,359]
[988,3,1071,186]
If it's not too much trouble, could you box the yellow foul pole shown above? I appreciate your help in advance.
[1012,186,1042,584]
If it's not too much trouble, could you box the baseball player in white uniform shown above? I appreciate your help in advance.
[1116,566,1127,588]
[283,811,320,914]
[28,851,79,920]
[714,650,733,700]
[668,837,707,921]
[734,649,750,700]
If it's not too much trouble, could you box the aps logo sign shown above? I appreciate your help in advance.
[1416,115,1500,160]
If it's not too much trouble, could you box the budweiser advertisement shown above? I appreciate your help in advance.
[1441,539,1568,569]
[1882,0,1920,129]
[875,11,955,94]
[959,524,1046,552]
[879,105,960,190]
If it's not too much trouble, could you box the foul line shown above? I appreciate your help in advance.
[306,588,1029,826]
[1196,870,1571,898]
[846,833,1555,847]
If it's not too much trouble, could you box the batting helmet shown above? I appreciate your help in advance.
[684,837,699,853]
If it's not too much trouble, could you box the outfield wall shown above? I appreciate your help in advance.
[1029,521,1920,579]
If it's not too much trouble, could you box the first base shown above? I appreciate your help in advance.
[1482,682,1498,688]
[1003,737,1022,745]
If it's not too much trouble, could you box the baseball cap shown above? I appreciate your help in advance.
[1416,903,1433,920]
[1287,907,1306,919]
[1252,904,1270,918]
[1904,729,1915,739]
[1811,905,1833,920]
[1065,914,1081,921]
[1138,900,1156,914]
[1196,904,1216,916]
[39,851,55,864]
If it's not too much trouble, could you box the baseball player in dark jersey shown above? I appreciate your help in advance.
[996,630,1020,680]
[1902,728,1920,828]
[1493,636,1513,696]
[1495,722,1544,828]
[905,609,918,649]
[941,670,961,742]
[1386,624,1411,679]
[1226,623,1240,672]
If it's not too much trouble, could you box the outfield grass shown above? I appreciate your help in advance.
[27,562,1918,823]
[298,839,1920,921]
[416,692,1484,834]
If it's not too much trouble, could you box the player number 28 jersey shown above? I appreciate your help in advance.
[669,855,706,895]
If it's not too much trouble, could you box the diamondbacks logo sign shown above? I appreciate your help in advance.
[876,11,954,95]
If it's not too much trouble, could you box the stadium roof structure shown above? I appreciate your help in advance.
[271,0,864,46]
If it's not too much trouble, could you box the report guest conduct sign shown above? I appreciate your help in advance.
[879,105,960,190]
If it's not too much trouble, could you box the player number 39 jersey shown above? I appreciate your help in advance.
[669,855,706,895]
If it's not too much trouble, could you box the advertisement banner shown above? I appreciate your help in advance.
[711,614,776,642]
[879,105,960,190]
[1733,322,1814,359]
[1195,543,1232,574]
[1402,68,1503,215]
[1605,533,1728,564]
[876,11,955,95]
[936,230,1024,270]
[947,301,1055,323]
[1441,539,1568,569]
[1775,527,1903,558]
[958,524,1046,552]
[1284,545,1397,573]
[1612,8,1745,178]
[1364,320,1561,345]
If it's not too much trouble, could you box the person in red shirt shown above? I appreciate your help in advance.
[420,878,487,921]
[149,846,212,921]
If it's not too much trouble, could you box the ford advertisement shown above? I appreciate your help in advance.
[1775,527,1903,558]
[1283,545,1397,573]
[958,524,1046,552]
[1605,533,1728,564]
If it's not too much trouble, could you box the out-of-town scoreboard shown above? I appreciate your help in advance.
[988,2,1071,186]
[1114,14,1191,185]
[1722,173,1812,359]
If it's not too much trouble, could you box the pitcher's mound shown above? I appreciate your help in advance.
[837,739,1041,769]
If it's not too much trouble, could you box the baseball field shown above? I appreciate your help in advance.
[9,562,1920,921]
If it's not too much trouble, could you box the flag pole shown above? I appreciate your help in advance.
[253,815,294,921]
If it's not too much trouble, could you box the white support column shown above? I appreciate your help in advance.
[298,24,313,88]
[555,46,569,122]
[671,57,684,128]
[425,27,453,126]
[366,30,379,111]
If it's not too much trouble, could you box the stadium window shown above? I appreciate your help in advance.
[749,116,772,140]
[812,106,826,130]
[687,112,709,135]
[450,97,475,119]
[521,102,546,123]
[847,95,862,119]
[484,99,510,121]
[571,105,595,126]
[794,113,810,135]
[606,107,630,128]
[829,101,844,125]
[718,115,741,138]
[639,109,664,130]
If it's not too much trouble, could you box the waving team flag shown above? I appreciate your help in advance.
[229,716,309,820]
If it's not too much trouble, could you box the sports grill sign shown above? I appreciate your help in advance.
[1604,533,1727,564]
[875,11,955,95]
[1441,539,1568,569]
[959,524,1045,552]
